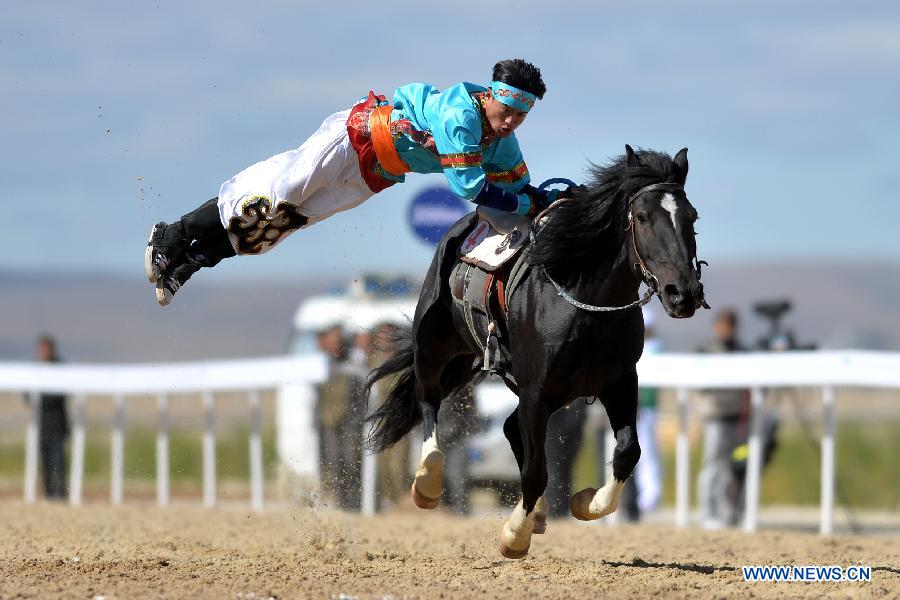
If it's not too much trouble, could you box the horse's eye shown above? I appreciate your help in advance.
[636,213,648,224]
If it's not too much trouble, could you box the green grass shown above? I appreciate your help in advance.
[757,421,900,509]
[2,422,897,510]
[0,426,278,483]
[573,420,899,510]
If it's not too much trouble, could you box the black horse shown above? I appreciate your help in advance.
[367,145,707,558]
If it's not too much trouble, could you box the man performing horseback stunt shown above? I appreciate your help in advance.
[145,59,569,305]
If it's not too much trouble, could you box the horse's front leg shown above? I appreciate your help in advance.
[503,409,548,534]
[499,395,550,559]
[571,371,641,520]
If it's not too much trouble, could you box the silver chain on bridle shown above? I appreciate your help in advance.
[534,182,686,312]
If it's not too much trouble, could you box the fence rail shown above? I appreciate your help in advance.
[2,350,898,535]
[3,355,327,510]
[637,350,900,534]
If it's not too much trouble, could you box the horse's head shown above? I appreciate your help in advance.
[625,145,709,319]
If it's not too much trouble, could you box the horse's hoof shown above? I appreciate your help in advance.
[410,482,440,510]
[570,488,600,521]
[532,496,548,534]
[498,533,530,560]
[533,516,547,535]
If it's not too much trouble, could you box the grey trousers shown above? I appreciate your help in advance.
[697,417,741,525]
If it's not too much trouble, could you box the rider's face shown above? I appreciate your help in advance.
[484,94,528,138]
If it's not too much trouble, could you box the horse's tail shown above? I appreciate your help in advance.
[365,333,420,453]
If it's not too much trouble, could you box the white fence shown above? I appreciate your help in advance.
[1,355,327,511]
[636,350,900,534]
[2,350,898,535]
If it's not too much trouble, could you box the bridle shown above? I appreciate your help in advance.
[626,181,709,293]
[626,182,682,296]
[536,180,709,313]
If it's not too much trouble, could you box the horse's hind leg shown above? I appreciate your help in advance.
[410,346,473,509]
[571,371,641,520]
[411,377,443,509]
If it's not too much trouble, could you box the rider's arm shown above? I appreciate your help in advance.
[483,135,531,192]
[435,111,536,215]
[472,182,531,214]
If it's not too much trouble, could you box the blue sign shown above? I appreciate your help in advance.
[407,186,470,245]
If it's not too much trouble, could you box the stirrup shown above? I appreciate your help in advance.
[482,321,497,371]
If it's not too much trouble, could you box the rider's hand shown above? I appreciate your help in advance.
[557,184,586,200]
[526,189,556,218]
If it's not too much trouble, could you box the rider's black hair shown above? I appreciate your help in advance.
[492,59,547,99]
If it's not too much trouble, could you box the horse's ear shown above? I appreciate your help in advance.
[672,147,689,185]
[625,144,642,169]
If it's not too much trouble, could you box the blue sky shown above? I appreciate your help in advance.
[2,1,899,283]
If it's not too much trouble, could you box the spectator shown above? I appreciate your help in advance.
[349,328,372,374]
[315,324,366,511]
[696,308,749,528]
[367,322,411,510]
[32,335,69,500]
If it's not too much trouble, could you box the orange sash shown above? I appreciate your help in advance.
[369,105,410,177]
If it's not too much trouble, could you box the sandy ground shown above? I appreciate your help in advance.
[0,502,897,600]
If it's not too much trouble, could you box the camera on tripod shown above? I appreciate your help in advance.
[753,299,815,351]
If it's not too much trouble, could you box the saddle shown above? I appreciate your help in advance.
[458,206,531,271]
[448,178,574,372]
[450,207,534,370]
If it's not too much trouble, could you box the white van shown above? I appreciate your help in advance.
[276,274,521,502]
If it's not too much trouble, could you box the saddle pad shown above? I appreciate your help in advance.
[449,261,493,351]
[461,227,528,271]
[460,221,491,255]
[450,261,492,316]
[459,219,529,272]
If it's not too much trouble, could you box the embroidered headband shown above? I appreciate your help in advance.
[489,81,537,113]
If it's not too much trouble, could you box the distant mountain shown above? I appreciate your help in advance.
[0,269,341,362]
[1,262,898,362]
[650,262,900,352]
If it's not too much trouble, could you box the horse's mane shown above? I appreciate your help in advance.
[529,149,679,274]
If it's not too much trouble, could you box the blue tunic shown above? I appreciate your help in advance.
[387,82,530,200]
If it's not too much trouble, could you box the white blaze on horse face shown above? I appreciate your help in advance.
[660,193,678,231]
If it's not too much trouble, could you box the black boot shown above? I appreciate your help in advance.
[145,198,223,283]
[145,221,188,283]
[180,197,224,240]
[155,226,236,306]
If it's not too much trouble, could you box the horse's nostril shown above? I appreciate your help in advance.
[664,284,683,304]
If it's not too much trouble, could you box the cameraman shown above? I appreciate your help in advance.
[696,308,748,528]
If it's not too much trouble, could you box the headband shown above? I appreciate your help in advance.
[489,81,537,113]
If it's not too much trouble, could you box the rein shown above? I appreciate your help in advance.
[531,179,687,313]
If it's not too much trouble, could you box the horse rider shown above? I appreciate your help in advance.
[146,59,573,305]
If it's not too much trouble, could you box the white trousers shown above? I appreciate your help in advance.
[634,407,662,512]
[217,109,374,255]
